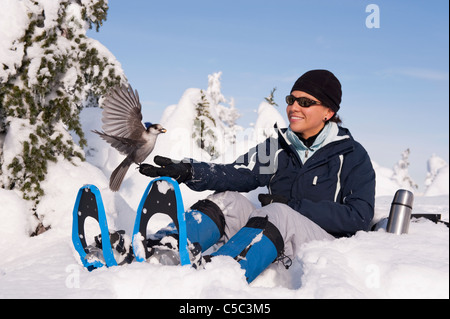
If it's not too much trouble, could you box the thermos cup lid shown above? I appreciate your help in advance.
[392,189,414,209]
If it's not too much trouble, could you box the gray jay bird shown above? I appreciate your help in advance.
[93,85,166,192]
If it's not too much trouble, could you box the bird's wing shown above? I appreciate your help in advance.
[92,130,146,156]
[101,85,145,140]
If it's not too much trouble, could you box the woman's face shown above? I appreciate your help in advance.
[286,91,335,139]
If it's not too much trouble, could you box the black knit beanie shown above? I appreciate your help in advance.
[290,70,342,112]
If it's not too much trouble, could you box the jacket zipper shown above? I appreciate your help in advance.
[268,174,276,195]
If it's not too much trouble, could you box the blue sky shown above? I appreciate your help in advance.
[88,0,449,187]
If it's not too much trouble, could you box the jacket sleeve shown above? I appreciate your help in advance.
[185,137,277,193]
[288,144,376,237]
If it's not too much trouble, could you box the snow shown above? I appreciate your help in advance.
[156,180,175,195]
[1,98,448,299]
[253,101,287,143]
[1,118,34,168]
[0,0,28,83]
[132,233,146,262]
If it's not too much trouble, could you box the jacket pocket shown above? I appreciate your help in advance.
[301,159,342,202]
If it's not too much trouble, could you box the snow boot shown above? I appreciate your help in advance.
[84,230,133,266]
[186,199,225,253]
[211,216,284,283]
[93,230,134,265]
[147,233,182,265]
[147,233,204,267]
[146,199,225,268]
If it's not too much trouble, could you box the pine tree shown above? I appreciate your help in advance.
[192,90,219,159]
[0,0,126,235]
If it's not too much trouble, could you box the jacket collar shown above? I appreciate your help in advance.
[276,122,350,146]
[275,122,354,166]
[286,122,350,152]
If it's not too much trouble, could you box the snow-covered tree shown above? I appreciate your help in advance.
[192,90,219,159]
[207,72,241,146]
[391,149,418,191]
[0,0,126,235]
[252,89,287,143]
[425,154,448,187]
[206,72,226,106]
[424,154,449,196]
[156,73,241,162]
[190,72,241,159]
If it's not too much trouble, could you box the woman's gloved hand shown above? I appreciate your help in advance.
[139,156,193,183]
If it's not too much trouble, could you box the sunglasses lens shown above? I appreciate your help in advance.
[298,97,308,107]
[286,95,294,105]
[299,97,316,107]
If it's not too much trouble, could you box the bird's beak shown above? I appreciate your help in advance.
[160,128,167,133]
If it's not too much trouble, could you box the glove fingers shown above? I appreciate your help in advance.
[140,164,159,177]
[156,167,172,177]
[154,155,174,167]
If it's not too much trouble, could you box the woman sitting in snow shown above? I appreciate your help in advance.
[139,69,376,283]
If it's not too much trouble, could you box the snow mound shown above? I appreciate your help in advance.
[424,155,449,196]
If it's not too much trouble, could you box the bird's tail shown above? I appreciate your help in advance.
[110,156,134,192]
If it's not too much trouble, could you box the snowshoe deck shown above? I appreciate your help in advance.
[132,177,190,265]
[72,185,118,271]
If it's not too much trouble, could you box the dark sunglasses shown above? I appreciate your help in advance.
[285,95,321,107]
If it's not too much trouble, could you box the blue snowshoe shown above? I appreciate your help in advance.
[132,177,192,266]
[72,185,132,271]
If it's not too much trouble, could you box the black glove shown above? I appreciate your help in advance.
[258,194,288,207]
[139,156,193,183]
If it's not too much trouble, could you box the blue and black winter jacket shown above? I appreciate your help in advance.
[186,123,376,238]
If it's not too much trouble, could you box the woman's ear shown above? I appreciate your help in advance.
[324,110,335,122]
